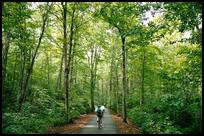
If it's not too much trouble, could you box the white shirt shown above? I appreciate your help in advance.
[95,106,105,112]
[101,105,105,111]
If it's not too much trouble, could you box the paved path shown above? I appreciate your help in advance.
[80,109,118,134]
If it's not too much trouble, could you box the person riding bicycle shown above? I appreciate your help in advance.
[95,105,104,123]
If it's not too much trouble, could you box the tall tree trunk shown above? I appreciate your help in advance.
[27,48,33,99]
[93,48,98,87]
[12,54,18,108]
[94,47,99,105]
[126,50,129,97]
[127,77,129,96]
[90,71,94,111]
[62,2,69,122]
[101,79,104,105]
[90,47,95,111]
[109,53,113,108]
[18,48,26,100]
[12,54,18,92]
[115,61,119,113]
[89,45,100,111]
[67,3,76,122]
[56,53,64,91]
[47,52,50,91]
[18,3,51,111]
[69,33,76,122]
[113,64,117,111]
[121,36,127,123]
[2,31,10,91]
[140,48,145,105]
[62,2,76,122]
[70,35,76,90]
[74,58,77,84]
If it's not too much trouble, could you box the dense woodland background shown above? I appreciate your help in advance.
[2,2,202,134]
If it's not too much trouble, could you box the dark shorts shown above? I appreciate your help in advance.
[97,113,103,118]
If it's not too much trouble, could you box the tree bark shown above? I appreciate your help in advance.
[94,46,100,105]
[109,51,114,108]
[47,52,51,91]
[56,53,64,91]
[62,2,69,122]
[12,54,18,91]
[89,45,100,111]
[121,36,127,123]
[140,48,145,105]
[115,61,119,113]
[101,79,104,104]
[90,47,95,111]
[62,2,76,122]
[18,47,26,103]
[67,3,76,122]
[2,31,10,91]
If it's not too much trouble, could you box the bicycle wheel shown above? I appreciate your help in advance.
[98,117,102,129]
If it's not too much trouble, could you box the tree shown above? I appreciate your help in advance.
[17,2,53,111]
[86,44,101,111]
[98,2,149,123]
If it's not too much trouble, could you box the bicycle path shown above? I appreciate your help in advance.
[80,109,118,134]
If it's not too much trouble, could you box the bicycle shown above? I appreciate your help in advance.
[98,116,102,129]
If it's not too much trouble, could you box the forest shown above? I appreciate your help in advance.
[2,2,202,134]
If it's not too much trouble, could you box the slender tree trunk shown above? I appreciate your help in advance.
[109,78,112,108]
[113,69,116,98]
[90,46,99,110]
[90,70,94,111]
[56,53,64,91]
[90,48,95,111]
[12,54,18,91]
[64,2,76,122]
[62,2,69,122]
[121,36,127,123]
[93,47,99,99]
[115,61,119,113]
[127,77,129,96]
[140,49,145,105]
[101,79,104,104]
[2,31,10,89]
[126,50,129,97]
[18,3,51,111]
[74,58,77,84]
[47,52,50,91]
[69,34,76,122]
[109,53,114,108]
[18,48,26,106]
[70,45,75,87]
[59,54,64,90]
[12,54,18,108]
[27,48,33,99]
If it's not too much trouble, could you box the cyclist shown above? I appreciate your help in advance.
[95,105,104,128]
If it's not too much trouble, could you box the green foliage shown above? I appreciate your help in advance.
[71,95,91,117]
[3,112,47,134]
[128,76,201,134]
[2,2,202,134]
[163,2,202,32]
[126,22,201,133]
[2,84,68,133]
